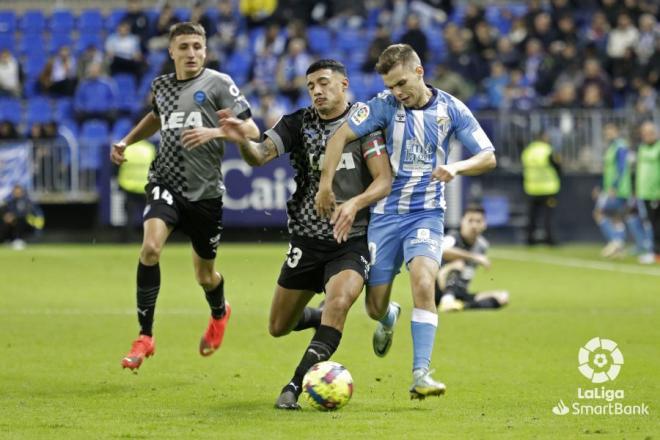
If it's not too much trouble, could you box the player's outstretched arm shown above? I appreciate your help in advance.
[110,112,161,165]
[315,123,360,218]
[432,150,496,182]
[443,247,491,269]
[331,150,392,243]
[217,114,277,166]
[181,118,260,151]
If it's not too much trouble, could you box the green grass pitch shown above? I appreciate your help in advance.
[0,243,658,439]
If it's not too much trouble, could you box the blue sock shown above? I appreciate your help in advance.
[378,303,398,329]
[597,218,616,242]
[411,308,438,371]
[626,216,653,253]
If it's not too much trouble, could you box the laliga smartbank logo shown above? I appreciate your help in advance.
[551,337,649,417]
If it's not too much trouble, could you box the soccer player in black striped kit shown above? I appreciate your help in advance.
[110,22,260,371]
[219,59,392,409]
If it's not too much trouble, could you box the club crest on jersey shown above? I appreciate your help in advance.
[436,116,451,135]
[351,104,369,126]
[194,90,207,104]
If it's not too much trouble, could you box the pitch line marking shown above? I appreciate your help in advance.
[491,249,660,277]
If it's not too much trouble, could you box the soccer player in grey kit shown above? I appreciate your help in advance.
[219,59,392,409]
[110,22,260,371]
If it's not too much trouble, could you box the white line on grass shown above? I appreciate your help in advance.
[0,309,207,316]
[491,249,660,277]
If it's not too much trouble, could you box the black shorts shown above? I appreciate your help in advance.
[143,182,223,260]
[277,235,370,293]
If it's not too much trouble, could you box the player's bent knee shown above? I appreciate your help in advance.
[140,241,163,264]
[497,291,510,305]
[268,320,291,337]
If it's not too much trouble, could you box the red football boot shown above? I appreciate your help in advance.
[121,335,155,371]
[199,302,231,356]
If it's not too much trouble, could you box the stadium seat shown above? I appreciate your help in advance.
[26,97,54,126]
[224,51,252,85]
[75,32,103,53]
[49,9,75,34]
[49,32,74,53]
[0,10,17,33]
[79,119,109,170]
[307,26,333,55]
[54,98,74,122]
[112,117,133,141]
[113,74,140,114]
[78,9,104,33]
[174,7,191,22]
[20,10,46,34]
[23,55,47,80]
[0,32,13,51]
[106,8,126,32]
[0,97,22,125]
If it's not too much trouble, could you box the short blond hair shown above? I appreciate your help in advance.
[375,44,421,74]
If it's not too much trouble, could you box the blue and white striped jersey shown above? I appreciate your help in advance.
[347,87,495,214]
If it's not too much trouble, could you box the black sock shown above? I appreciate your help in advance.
[136,261,160,336]
[283,325,342,397]
[205,276,226,319]
[293,307,322,331]
[445,270,468,300]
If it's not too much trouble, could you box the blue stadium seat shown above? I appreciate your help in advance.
[20,10,46,34]
[78,9,104,33]
[49,9,75,34]
[79,120,109,170]
[113,74,140,113]
[337,28,369,53]
[0,97,22,125]
[174,7,191,22]
[112,118,133,141]
[49,32,74,52]
[0,10,17,33]
[18,33,47,57]
[106,8,126,32]
[54,98,74,122]
[224,51,252,85]
[26,97,54,126]
[76,32,104,53]
[0,32,13,51]
[307,26,333,55]
[23,55,47,80]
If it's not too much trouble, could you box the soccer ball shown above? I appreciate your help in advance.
[302,361,353,411]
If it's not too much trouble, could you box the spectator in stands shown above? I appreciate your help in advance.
[74,62,118,123]
[503,68,537,111]
[123,0,151,50]
[496,36,522,69]
[601,0,623,27]
[607,13,639,60]
[192,1,216,38]
[446,35,485,85]
[148,3,178,52]
[409,0,451,29]
[240,0,277,28]
[430,63,475,104]
[578,58,612,106]
[399,14,428,64]
[0,121,19,140]
[0,49,21,97]
[549,81,579,108]
[508,17,528,49]
[208,0,242,60]
[276,37,312,105]
[529,12,558,50]
[582,83,607,108]
[0,185,44,250]
[473,20,497,62]
[555,14,578,46]
[523,0,545,32]
[611,47,641,100]
[362,25,392,73]
[463,4,485,30]
[482,61,508,109]
[636,13,659,67]
[106,20,144,80]
[251,89,286,131]
[77,44,105,81]
[254,22,286,57]
[246,45,279,97]
[523,38,544,86]
[584,11,611,54]
[39,46,77,97]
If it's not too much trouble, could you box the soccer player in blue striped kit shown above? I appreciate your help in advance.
[316,44,496,399]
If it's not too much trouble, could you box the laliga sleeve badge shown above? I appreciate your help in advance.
[194,90,207,104]
[350,104,370,125]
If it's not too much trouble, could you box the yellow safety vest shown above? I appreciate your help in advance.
[118,140,156,194]
[521,141,560,196]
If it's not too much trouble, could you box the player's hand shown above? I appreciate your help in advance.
[432,164,458,182]
[218,115,250,144]
[331,199,358,243]
[110,141,127,165]
[315,186,336,219]
[181,127,222,150]
[473,254,491,269]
